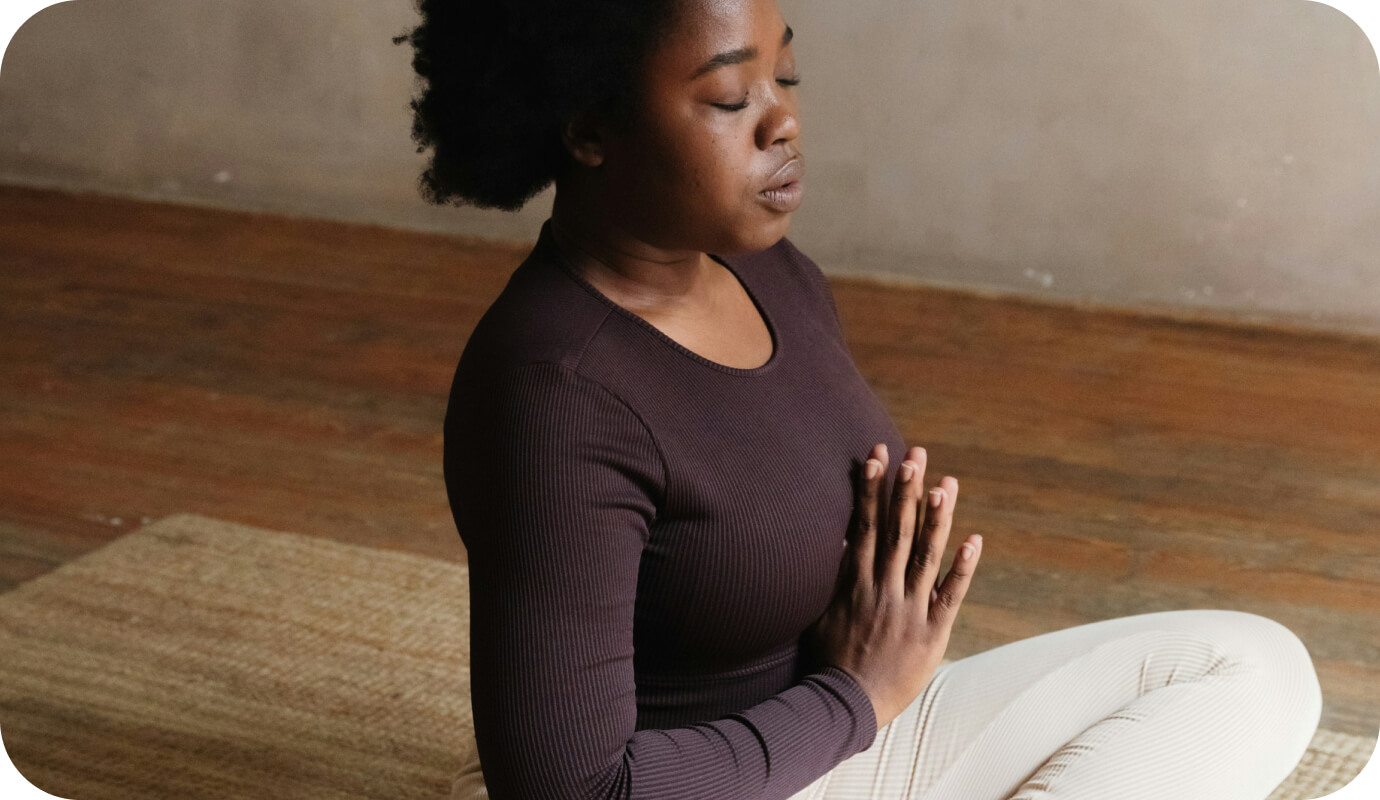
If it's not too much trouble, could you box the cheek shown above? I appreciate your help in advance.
[612,105,774,246]
[691,128,760,208]
[633,131,750,230]
[653,106,742,183]
[693,137,749,200]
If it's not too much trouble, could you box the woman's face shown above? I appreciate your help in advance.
[596,0,804,256]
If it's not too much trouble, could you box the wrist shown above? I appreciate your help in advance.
[826,664,883,731]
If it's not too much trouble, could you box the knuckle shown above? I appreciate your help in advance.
[940,584,967,609]
[878,585,906,612]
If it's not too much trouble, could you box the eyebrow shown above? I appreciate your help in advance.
[690,25,793,79]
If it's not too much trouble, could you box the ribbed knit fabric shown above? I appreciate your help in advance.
[442,220,909,799]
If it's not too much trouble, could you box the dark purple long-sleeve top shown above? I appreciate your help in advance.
[443,220,908,799]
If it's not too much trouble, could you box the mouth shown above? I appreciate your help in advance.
[759,157,805,213]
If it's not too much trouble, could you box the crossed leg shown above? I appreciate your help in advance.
[794,609,1322,800]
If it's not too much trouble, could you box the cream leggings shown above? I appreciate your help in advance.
[453,610,1323,799]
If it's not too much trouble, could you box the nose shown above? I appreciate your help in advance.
[756,89,801,151]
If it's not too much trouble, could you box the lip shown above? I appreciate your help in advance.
[759,157,805,213]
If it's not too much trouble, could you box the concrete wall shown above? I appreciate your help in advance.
[2,0,1378,335]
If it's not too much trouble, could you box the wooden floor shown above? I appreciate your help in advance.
[2,184,1377,736]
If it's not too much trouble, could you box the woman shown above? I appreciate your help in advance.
[394,1,1322,798]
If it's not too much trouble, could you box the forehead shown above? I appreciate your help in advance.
[651,0,787,75]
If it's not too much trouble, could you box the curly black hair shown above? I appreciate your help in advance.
[392,0,685,211]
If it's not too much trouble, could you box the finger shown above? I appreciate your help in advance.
[930,533,982,626]
[846,443,888,588]
[907,476,958,602]
[881,447,926,590]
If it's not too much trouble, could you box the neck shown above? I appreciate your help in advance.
[549,179,715,310]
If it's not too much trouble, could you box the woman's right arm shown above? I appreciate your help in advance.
[444,361,879,800]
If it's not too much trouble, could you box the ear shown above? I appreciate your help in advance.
[561,109,606,168]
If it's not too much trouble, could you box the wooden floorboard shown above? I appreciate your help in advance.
[1,184,1376,736]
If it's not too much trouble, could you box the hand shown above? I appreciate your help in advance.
[803,443,982,731]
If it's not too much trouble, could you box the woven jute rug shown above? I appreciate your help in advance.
[0,513,1372,800]
[0,513,476,800]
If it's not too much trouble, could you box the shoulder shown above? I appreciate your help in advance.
[444,235,660,459]
[443,239,657,457]
[456,247,615,380]
[443,359,667,551]
[472,360,647,436]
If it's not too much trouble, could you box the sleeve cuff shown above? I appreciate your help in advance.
[804,665,878,754]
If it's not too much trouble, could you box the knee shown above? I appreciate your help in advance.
[1209,611,1322,731]
[1217,611,1314,672]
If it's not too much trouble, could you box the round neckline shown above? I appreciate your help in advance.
[539,225,782,377]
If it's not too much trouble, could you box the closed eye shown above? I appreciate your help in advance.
[711,75,802,112]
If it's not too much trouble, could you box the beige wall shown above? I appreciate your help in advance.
[2,0,1378,335]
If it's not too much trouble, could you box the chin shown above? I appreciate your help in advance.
[719,214,793,256]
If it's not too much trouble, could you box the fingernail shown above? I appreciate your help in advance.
[899,463,914,482]
[929,488,943,508]
[959,543,975,560]
[865,459,880,480]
